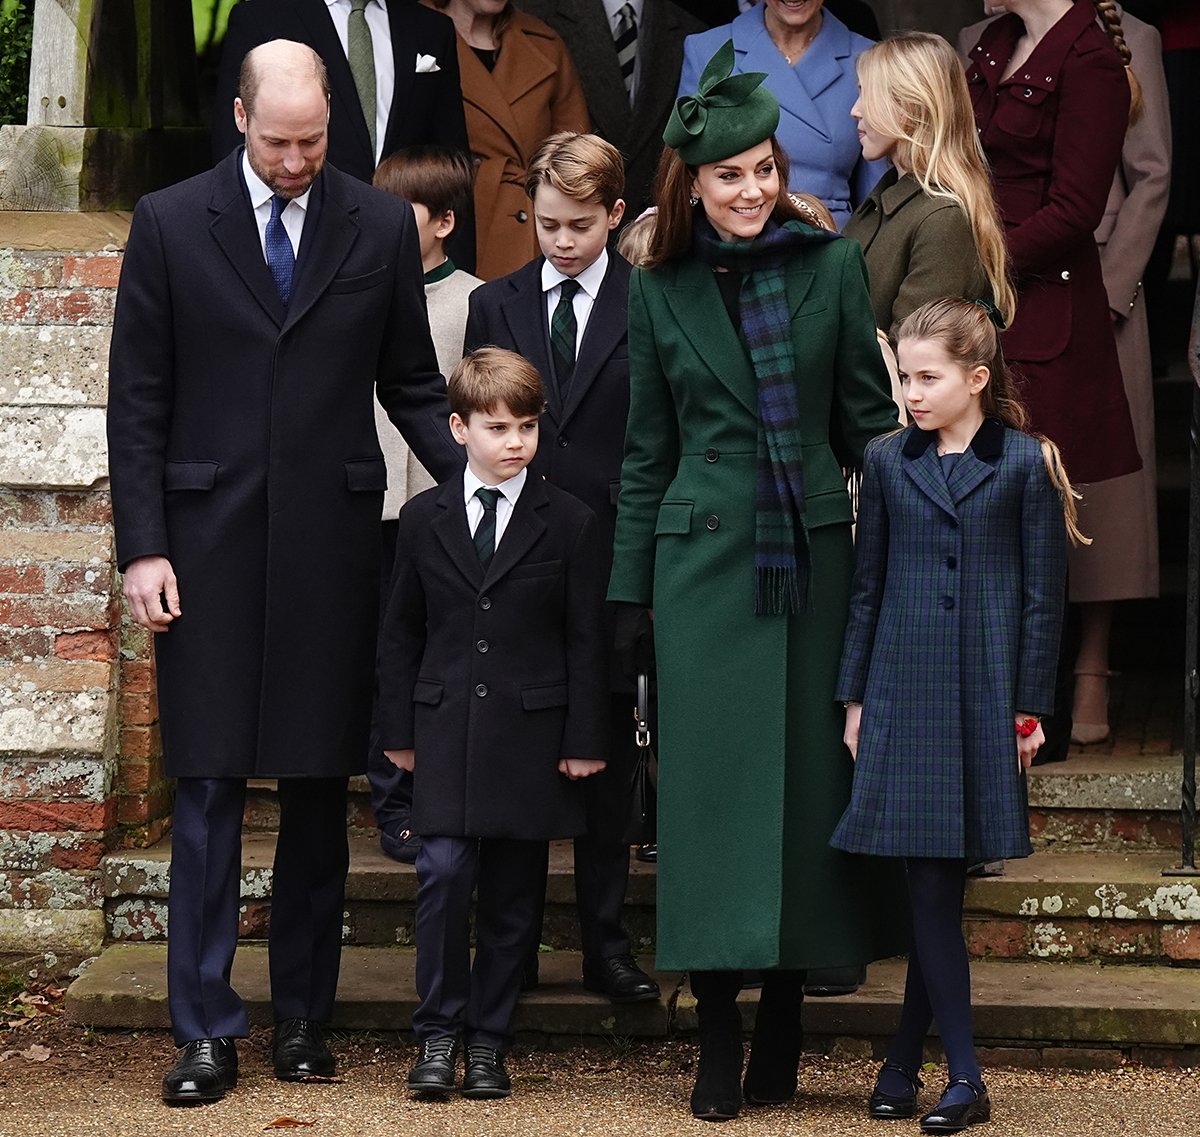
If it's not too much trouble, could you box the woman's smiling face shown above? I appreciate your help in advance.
[691,140,780,242]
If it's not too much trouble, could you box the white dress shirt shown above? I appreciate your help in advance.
[242,152,311,260]
[325,0,395,165]
[541,248,609,358]
[602,0,644,101]
[464,465,527,549]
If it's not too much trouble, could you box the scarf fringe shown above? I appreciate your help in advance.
[754,563,811,616]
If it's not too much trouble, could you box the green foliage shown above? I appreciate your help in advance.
[0,0,33,128]
[194,0,239,54]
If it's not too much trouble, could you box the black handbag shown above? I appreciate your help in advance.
[623,671,658,846]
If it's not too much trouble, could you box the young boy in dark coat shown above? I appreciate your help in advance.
[378,348,608,1099]
[463,131,660,1005]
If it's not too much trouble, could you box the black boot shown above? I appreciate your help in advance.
[743,968,805,1105]
[689,970,744,1122]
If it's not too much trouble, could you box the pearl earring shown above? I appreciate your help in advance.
[689,193,700,207]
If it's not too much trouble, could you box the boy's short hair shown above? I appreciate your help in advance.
[525,131,625,211]
[616,207,657,267]
[449,348,546,420]
[372,145,475,218]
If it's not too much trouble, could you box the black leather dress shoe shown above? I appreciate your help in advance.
[868,1062,922,1120]
[919,1079,990,1133]
[462,1044,512,1099]
[804,965,866,997]
[380,823,422,864]
[162,1037,237,1105]
[582,953,660,1003]
[272,1018,336,1081]
[406,1036,459,1094]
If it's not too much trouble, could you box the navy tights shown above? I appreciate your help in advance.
[878,857,980,1107]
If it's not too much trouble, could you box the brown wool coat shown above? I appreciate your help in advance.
[443,4,589,281]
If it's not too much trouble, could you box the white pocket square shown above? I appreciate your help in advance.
[415,54,441,73]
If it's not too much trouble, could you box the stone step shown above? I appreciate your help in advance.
[101,837,1199,963]
[242,777,377,833]
[64,943,1200,1065]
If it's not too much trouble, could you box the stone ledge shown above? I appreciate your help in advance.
[0,211,132,251]
[0,324,110,406]
[0,685,113,756]
[1027,753,1180,812]
[0,406,108,487]
[0,907,104,956]
[1,530,111,564]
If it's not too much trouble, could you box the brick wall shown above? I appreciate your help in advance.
[0,213,168,977]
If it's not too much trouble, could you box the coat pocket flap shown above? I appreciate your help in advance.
[413,679,444,706]
[345,457,388,492]
[521,683,569,711]
[163,460,219,491]
[654,501,693,536]
[326,265,388,294]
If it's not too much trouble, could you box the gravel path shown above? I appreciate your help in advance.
[0,1020,1197,1137]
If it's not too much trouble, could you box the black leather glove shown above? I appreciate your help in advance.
[612,601,655,686]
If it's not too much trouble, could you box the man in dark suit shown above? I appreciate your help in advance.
[462,132,658,1004]
[107,40,462,1105]
[516,0,703,219]
[213,0,475,268]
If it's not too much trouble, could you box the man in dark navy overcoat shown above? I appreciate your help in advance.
[107,40,461,1105]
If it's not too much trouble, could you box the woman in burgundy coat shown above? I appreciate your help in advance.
[965,0,1141,747]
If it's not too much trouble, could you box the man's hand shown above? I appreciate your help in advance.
[123,556,181,632]
[385,749,415,772]
[844,703,862,761]
[1016,716,1044,771]
[558,758,606,780]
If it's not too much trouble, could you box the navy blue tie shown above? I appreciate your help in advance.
[266,195,295,305]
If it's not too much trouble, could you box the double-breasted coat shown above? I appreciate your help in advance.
[446,4,589,280]
[680,7,886,229]
[844,168,991,342]
[966,1,1140,485]
[516,0,704,218]
[833,421,1068,860]
[107,153,462,779]
[377,474,608,839]
[607,235,905,971]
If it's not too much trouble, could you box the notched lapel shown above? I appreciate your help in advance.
[902,442,957,521]
[483,478,549,587]
[501,271,560,419]
[209,165,286,327]
[786,268,816,319]
[298,0,373,158]
[283,175,360,331]
[560,261,628,427]
[384,2,415,150]
[946,450,998,505]
[433,479,484,589]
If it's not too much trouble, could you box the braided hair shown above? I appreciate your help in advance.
[1093,0,1144,122]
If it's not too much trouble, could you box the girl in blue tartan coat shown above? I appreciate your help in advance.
[833,297,1082,1134]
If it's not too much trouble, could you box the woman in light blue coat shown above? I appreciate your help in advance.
[679,0,886,229]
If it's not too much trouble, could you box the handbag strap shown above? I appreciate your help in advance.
[635,671,651,749]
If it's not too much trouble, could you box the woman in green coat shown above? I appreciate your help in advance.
[607,43,902,1122]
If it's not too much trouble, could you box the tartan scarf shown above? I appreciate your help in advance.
[694,215,838,614]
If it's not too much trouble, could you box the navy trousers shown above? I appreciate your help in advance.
[413,835,548,1051]
[167,776,349,1046]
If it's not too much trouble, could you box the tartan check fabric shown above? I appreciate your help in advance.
[550,278,581,393]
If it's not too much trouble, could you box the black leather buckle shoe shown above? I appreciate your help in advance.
[406,1036,459,1094]
[919,1078,990,1133]
[582,953,660,1003]
[162,1037,238,1105]
[462,1044,511,1099]
[868,1061,923,1120]
[272,1018,336,1081]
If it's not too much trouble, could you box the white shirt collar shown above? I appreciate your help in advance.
[241,151,314,216]
[463,463,528,506]
[325,0,388,10]
[602,0,642,23]
[541,247,608,302]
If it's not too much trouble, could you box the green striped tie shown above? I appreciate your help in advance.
[474,488,501,565]
[348,0,377,160]
[550,278,581,394]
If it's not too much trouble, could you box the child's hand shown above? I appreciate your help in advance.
[843,703,862,760]
[385,748,415,771]
[558,758,606,780]
[1015,715,1043,770]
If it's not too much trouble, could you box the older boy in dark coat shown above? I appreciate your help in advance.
[378,349,608,1099]
[463,132,659,1004]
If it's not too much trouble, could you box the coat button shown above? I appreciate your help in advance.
[475,683,488,697]
[516,210,528,223]
[479,596,491,610]
[558,436,569,447]
[476,639,489,653]
[705,515,720,531]
[1023,87,1033,97]
[941,596,955,610]
[704,447,719,462]
[1060,270,1071,281]
[946,556,957,569]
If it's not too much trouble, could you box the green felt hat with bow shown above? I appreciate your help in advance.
[663,40,780,166]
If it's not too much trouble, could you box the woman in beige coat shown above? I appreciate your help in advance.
[428,0,589,280]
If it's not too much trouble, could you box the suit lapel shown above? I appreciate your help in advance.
[949,417,1004,503]
[383,1,414,156]
[501,261,561,420]
[558,0,631,139]
[735,11,834,143]
[560,256,629,428]
[282,169,360,333]
[628,0,680,145]
[433,475,484,589]
[208,151,287,327]
[664,259,757,417]
[901,428,957,520]
[298,0,374,163]
[483,474,549,588]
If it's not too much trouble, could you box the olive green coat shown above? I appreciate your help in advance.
[608,237,905,971]
[844,169,990,342]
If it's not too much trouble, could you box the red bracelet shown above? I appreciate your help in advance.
[1015,717,1040,738]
